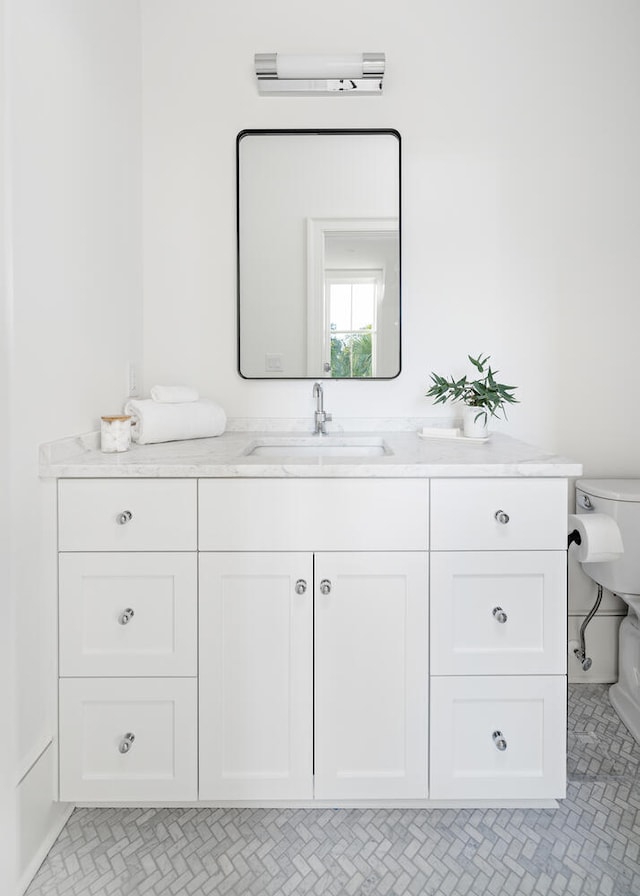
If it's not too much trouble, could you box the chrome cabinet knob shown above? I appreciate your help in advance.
[295,579,307,595]
[319,579,332,595]
[492,606,508,624]
[118,608,135,625]
[492,730,507,751]
[494,510,510,525]
[117,510,133,525]
[119,732,135,754]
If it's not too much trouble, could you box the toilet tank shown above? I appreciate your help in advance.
[576,479,640,596]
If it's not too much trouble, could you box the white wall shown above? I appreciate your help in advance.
[1,0,18,890]
[7,1,142,890]
[141,0,640,476]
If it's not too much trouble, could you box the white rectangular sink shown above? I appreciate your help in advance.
[244,438,391,459]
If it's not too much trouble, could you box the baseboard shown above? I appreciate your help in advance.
[16,740,75,896]
[75,798,560,810]
[17,802,73,896]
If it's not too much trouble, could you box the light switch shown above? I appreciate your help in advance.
[265,353,283,372]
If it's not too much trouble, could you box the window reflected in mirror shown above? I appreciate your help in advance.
[327,272,379,378]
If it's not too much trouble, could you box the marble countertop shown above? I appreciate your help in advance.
[40,423,582,479]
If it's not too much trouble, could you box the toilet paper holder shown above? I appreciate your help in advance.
[568,528,582,548]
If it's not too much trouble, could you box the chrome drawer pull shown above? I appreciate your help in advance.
[118,608,135,625]
[294,579,307,595]
[492,730,507,751]
[117,510,133,525]
[492,606,508,624]
[319,579,332,595]
[119,732,135,754]
[494,510,510,525]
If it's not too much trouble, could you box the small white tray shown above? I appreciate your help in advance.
[418,430,490,443]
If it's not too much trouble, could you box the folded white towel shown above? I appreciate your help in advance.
[150,385,200,403]
[124,398,226,444]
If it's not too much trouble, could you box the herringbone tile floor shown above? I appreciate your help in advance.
[26,685,640,896]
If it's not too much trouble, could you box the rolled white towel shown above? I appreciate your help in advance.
[150,385,199,403]
[124,398,226,444]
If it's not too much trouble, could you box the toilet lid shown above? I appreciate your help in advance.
[577,479,640,502]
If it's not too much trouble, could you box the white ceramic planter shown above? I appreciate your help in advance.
[462,406,489,439]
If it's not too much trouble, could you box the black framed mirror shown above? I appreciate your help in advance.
[237,129,401,379]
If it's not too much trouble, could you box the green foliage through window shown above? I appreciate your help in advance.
[330,330,373,378]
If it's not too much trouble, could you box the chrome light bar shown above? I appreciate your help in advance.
[254,53,385,96]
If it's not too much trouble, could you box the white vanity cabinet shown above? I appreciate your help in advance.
[198,479,429,801]
[57,479,198,802]
[52,466,573,806]
[429,478,568,800]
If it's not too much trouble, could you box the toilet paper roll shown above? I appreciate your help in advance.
[568,513,624,563]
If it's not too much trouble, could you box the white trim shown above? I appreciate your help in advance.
[17,802,73,896]
[15,734,53,787]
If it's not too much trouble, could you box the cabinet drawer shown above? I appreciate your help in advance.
[59,553,197,677]
[429,675,566,800]
[59,678,197,802]
[430,551,566,675]
[58,479,197,551]
[430,479,567,550]
[199,479,429,551]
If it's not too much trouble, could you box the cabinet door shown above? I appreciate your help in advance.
[314,552,428,800]
[199,552,313,800]
[430,551,566,675]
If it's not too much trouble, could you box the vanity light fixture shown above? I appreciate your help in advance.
[254,52,385,96]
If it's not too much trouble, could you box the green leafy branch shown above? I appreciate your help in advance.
[426,353,519,424]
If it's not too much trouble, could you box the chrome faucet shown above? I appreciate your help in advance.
[312,382,332,435]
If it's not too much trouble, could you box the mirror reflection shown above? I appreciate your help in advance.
[237,130,401,379]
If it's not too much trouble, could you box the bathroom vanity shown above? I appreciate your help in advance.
[42,427,581,807]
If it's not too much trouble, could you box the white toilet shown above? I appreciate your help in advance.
[576,479,640,744]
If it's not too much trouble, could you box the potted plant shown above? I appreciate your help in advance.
[426,353,519,438]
